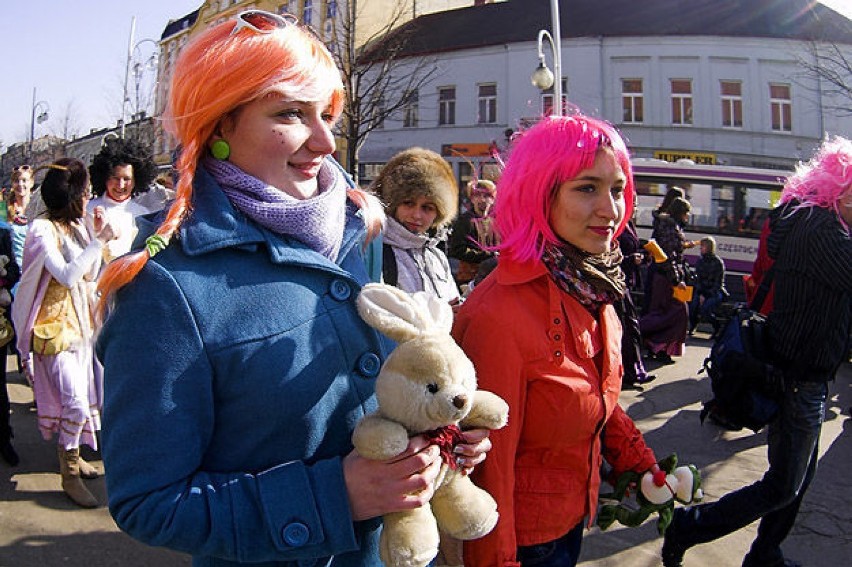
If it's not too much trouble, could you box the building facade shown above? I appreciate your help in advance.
[356,0,852,186]
[152,0,493,165]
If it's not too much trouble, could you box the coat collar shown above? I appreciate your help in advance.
[495,255,620,369]
[495,255,548,285]
[135,164,366,270]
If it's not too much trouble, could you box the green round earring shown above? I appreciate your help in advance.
[211,139,231,160]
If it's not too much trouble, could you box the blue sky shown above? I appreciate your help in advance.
[0,0,202,148]
[1,0,850,150]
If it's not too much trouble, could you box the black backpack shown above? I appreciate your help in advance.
[699,308,783,432]
[382,243,398,287]
[699,251,784,433]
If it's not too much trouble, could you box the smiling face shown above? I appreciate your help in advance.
[394,196,439,235]
[106,164,135,202]
[548,148,627,254]
[11,170,34,200]
[218,82,337,200]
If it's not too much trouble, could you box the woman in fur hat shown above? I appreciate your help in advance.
[373,147,460,303]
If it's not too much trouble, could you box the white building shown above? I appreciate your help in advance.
[152,0,500,164]
[358,0,852,185]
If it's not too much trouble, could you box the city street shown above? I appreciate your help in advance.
[1,330,850,566]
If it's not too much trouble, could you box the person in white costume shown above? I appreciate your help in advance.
[86,138,158,262]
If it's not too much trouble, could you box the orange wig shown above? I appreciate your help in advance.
[98,14,381,315]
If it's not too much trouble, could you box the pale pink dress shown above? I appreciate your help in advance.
[11,218,104,450]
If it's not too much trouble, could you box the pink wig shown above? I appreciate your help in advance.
[99,14,382,312]
[780,135,852,232]
[494,115,635,264]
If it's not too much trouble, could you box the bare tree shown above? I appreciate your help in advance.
[797,41,852,116]
[51,99,83,142]
[329,0,439,181]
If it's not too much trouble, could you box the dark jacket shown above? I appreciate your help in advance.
[695,252,726,298]
[652,214,688,286]
[448,211,497,265]
[766,201,852,380]
[617,220,644,291]
[0,227,21,295]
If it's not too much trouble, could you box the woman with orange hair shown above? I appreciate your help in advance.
[95,11,491,566]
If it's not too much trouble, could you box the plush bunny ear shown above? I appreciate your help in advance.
[410,291,453,335]
[356,283,453,343]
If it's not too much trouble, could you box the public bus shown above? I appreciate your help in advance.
[631,159,791,301]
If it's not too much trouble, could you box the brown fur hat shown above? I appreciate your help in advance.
[372,147,459,229]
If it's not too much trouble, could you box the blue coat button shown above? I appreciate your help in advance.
[282,522,310,547]
[357,352,381,377]
[330,279,351,301]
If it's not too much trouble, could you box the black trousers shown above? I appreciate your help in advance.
[0,342,11,442]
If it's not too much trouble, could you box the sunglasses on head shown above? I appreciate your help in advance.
[230,10,298,37]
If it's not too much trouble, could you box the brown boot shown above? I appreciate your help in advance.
[77,455,100,479]
[58,447,98,508]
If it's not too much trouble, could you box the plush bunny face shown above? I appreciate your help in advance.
[357,284,479,433]
[378,336,477,433]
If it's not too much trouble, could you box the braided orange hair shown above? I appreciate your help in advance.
[98,15,380,317]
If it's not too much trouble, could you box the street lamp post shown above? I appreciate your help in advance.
[121,16,159,138]
[530,0,563,116]
[29,86,50,162]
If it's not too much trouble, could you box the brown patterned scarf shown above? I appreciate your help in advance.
[541,240,626,313]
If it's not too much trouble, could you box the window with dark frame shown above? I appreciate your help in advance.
[403,90,419,128]
[671,79,693,125]
[622,79,644,123]
[477,83,497,124]
[721,80,743,128]
[769,83,792,132]
[439,86,456,126]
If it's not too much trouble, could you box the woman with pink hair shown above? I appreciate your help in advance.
[663,136,852,567]
[95,10,490,566]
[453,115,661,567]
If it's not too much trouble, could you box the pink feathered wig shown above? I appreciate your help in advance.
[494,115,635,264]
[780,135,852,233]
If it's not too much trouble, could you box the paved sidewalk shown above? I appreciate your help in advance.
[1,334,849,566]
[578,332,851,567]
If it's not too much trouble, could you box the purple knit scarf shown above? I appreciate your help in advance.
[203,157,346,261]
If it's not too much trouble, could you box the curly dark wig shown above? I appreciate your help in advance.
[89,138,156,198]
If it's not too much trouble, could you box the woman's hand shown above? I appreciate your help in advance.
[344,435,442,521]
[92,207,120,244]
[453,428,492,475]
[22,358,34,387]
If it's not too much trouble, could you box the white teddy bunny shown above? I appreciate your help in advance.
[354,283,509,567]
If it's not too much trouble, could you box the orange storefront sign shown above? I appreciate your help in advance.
[441,143,494,157]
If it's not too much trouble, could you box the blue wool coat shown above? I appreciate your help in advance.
[97,165,391,566]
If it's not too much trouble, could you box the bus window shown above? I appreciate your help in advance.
[631,161,790,301]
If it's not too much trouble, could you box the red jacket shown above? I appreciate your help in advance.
[743,219,775,315]
[453,257,657,567]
